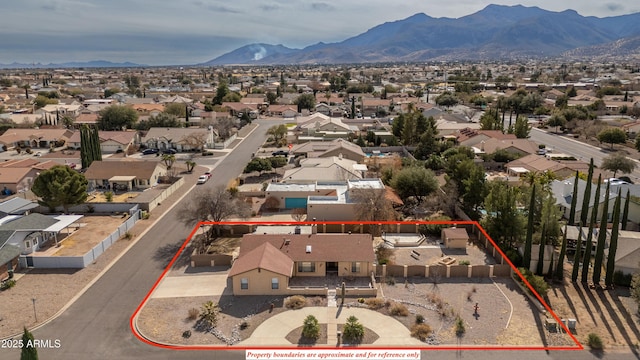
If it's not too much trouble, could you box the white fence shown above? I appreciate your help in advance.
[212,133,237,149]
[21,210,141,269]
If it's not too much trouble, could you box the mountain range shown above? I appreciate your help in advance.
[203,4,640,65]
[0,60,145,69]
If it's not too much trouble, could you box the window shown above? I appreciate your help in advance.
[272,278,279,290]
[25,241,31,248]
[240,278,248,290]
[298,262,315,273]
[351,262,361,273]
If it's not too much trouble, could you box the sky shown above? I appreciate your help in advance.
[1,0,639,65]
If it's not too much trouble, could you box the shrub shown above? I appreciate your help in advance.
[104,191,114,202]
[199,301,219,327]
[389,302,409,316]
[418,216,452,235]
[302,315,320,340]
[455,316,465,336]
[415,314,425,324]
[25,147,32,154]
[240,321,249,330]
[342,316,364,343]
[459,260,470,265]
[613,270,633,287]
[285,295,307,309]
[587,333,603,350]
[0,279,16,291]
[410,323,432,341]
[376,247,394,265]
[517,267,549,296]
[365,298,385,310]
[357,298,365,304]
[187,308,199,320]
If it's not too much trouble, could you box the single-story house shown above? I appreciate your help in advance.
[67,131,138,153]
[0,197,39,216]
[140,127,214,152]
[228,233,375,295]
[441,227,469,249]
[0,128,74,150]
[291,138,366,163]
[282,156,365,182]
[0,159,59,195]
[0,230,20,280]
[83,160,166,191]
[0,213,83,255]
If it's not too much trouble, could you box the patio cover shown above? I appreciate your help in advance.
[45,215,84,233]
[109,175,137,182]
[509,167,529,174]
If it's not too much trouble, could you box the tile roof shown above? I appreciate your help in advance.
[228,242,294,277]
[239,233,375,263]
[83,160,163,180]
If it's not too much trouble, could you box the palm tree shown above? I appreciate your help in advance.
[162,154,176,169]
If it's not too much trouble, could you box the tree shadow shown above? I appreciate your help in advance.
[573,282,598,325]
[152,240,187,269]
[596,290,640,357]
[559,282,579,322]
[583,285,616,342]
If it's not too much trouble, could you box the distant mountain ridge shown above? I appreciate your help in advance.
[204,4,640,65]
[0,60,145,69]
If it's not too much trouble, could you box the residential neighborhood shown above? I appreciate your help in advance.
[0,59,640,358]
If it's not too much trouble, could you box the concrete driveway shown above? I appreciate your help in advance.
[150,272,231,299]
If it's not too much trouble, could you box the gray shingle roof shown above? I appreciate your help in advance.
[0,213,59,231]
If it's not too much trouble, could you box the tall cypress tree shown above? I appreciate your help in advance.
[582,174,601,282]
[91,126,102,162]
[593,181,611,285]
[80,125,90,169]
[605,190,622,288]
[580,158,594,226]
[572,222,583,282]
[523,184,536,270]
[537,223,546,276]
[555,225,568,281]
[568,171,579,225]
[21,327,38,360]
[621,189,630,230]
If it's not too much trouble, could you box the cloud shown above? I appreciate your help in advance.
[604,3,624,12]
[310,2,335,11]
[259,4,280,11]
[192,0,241,14]
[41,2,58,11]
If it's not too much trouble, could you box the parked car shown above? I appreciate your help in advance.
[204,171,212,178]
[142,148,159,155]
[197,175,209,184]
[162,148,177,155]
[272,150,289,156]
[604,178,630,186]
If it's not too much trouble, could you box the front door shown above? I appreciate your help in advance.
[326,262,338,273]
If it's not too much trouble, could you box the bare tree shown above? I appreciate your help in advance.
[350,188,397,236]
[213,117,235,140]
[181,132,208,152]
[291,207,307,222]
[178,186,251,237]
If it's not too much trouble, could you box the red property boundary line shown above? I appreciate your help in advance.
[130,220,583,351]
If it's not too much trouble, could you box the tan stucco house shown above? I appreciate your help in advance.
[228,233,375,295]
[83,160,166,191]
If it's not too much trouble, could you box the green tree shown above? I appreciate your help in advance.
[622,189,630,230]
[302,315,320,340]
[482,181,526,249]
[580,159,595,226]
[21,327,38,360]
[185,160,196,173]
[572,222,583,282]
[513,115,531,138]
[479,108,503,131]
[546,114,566,134]
[461,163,486,218]
[266,90,277,105]
[523,184,536,271]
[568,171,579,225]
[391,114,405,137]
[33,95,57,109]
[582,175,602,282]
[80,125,102,169]
[244,158,272,174]
[98,105,138,130]
[342,315,364,343]
[267,124,288,145]
[390,166,439,203]
[294,93,316,112]
[593,182,611,285]
[213,81,229,105]
[164,102,187,117]
[435,92,459,108]
[605,191,622,287]
[597,128,627,149]
[536,223,547,276]
[31,165,88,213]
[555,225,568,280]
[136,112,181,130]
[600,152,637,178]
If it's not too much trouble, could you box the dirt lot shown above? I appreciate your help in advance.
[47,215,129,256]
[545,265,640,351]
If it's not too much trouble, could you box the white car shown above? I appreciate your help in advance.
[197,175,209,184]
[604,178,629,186]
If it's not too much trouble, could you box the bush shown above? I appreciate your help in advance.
[0,279,16,291]
[506,249,523,267]
[455,315,465,336]
[587,333,603,350]
[268,156,288,168]
[410,323,432,341]
[376,247,393,265]
[199,301,219,328]
[613,270,633,287]
[385,276,396,285]
[415,314,425,324]
[240,321,249,330]
[517,267,550,296]
[389,302,409,316]
[365,298,385,310]
[104,191,114,202]
[302,315,320,340]
[419,216,452,235]
[285,295,307,309]
[342,316,364,343]
[459,260,470,265]
[357,298,365,304]
[187,308,199,320]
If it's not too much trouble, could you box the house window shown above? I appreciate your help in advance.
[351,262,361,273]
[25,241,31,248]
[298,262,315,273]
[272,278,279,290]
[240,278,248,290]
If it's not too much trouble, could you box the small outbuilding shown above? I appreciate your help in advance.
[441,227,469,249]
